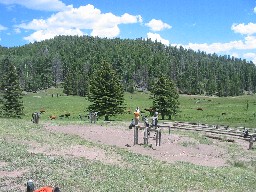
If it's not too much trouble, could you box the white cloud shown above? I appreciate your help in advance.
[231,22,256,35]
[18,19,48,30]
[243,52,256,63]
[244,52,256,58]
[176,41,239,53]
[175,22,255,61]
[230,52,239,58]
[0,0,69,11]
[24,28,83,42]
[147,32,169,45]
[146,19,171,31]
[254,7,256,13]
[121,13,142,24]
[16,4,142,42]
[14,28,21,33]
[243,35,256,49]
[0,24,7,31]
[173,35,256,54]
[91,25,120,38]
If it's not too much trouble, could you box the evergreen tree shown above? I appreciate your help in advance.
[63,70,76,96]
[0,61,4,116]
[88,61,125,121]
[1,35,256,97]
[151,75,179,120]
[0,57,24,118]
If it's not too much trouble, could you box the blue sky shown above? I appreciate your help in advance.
[0,0,256,63]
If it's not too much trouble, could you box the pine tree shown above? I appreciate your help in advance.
[0,57,24,118]
[63,70,75,96]
[88,61,125,121]
[151,75,179,120]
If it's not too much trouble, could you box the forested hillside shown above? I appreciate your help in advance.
[0,35,256,97]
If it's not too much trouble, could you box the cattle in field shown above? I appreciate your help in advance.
[49,115,57,120]
[65,112,71,118]
[197,108,203,111]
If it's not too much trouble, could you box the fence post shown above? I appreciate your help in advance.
[155,130,158,146]
[144,127,148,145]
[134,126,139,145]
[249,135,254,150]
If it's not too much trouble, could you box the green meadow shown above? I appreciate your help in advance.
[1,88,256,191]
[23,88,256,129]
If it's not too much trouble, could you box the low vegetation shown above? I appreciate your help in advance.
[0,118,255,191]
[22,88,256,129]
[1,89,256,191]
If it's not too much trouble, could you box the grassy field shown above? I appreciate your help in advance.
[1,88,256,191]
[0,118,255,191]
[177,94,256,129]
[23,88,256,129]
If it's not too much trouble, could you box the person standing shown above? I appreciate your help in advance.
[152,111,158,128]
[134,107,140,125]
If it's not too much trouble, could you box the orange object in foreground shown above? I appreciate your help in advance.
[34,186,53,192]
[134,111,140,118]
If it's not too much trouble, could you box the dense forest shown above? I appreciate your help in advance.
[0,35,256,97]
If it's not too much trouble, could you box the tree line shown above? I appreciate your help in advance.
[0,35,256,97]
[0,56,179,120]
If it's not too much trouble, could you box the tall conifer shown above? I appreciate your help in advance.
[88,61,125,121]
[0,57,24,118]
[151,75,179,120]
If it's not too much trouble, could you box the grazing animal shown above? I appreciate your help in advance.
[221,112,226,115]
[49,115,57,120]
[39,109,46,114]
[197,108,203,111]
[65,112,71,118]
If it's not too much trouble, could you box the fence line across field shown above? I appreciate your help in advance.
[163,121,256,149]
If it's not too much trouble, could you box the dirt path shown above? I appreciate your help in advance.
[44,122,232,167]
